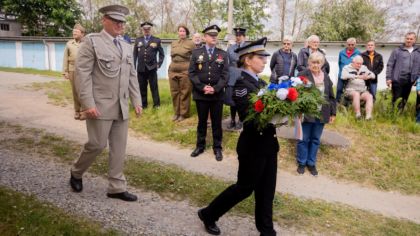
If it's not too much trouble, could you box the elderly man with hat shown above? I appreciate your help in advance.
[225,27,247,130]
[189,24,228,161]
[197,37,278,236]
[70,4,142,202]
[133,21,165,108]
[62,23,85,120]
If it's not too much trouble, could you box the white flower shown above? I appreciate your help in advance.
[278,75,289,82]
[291,77,303,87]
[276,88,288,100]
[304,81,313,88]
[257,89,266,97]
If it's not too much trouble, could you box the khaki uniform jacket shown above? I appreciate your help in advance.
[63,39,81,75]
[169,38,195,75]
[76,30,142,120]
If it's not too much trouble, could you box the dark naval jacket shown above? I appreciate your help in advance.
[133,35,165,72]
[233,71,279,155]
[188,46,228,101]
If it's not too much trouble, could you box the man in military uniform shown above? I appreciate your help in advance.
[189,24,228,161]
[63,23,85,120]
[133,22,165,108]
[226,27,247,130]
[70,4,142,202]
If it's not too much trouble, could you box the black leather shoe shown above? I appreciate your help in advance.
[198,209,221,235]
[107,191,138,202]
[297,165,305,175]
[214,150,223,162]
[307,165,318,176]
[191,148,204,157]
[70,174,83,192]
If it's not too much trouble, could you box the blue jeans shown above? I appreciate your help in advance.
[336,78,344,102]
[296,121,325,166]
[369,82,378,101]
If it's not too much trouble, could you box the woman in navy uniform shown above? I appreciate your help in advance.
[197,37,279,236]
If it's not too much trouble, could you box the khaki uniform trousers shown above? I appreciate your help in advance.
[68,70,81,112]
[71,119,128,193]
[169,62,192,117]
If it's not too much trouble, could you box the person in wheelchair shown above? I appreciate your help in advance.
[341,56,375,120]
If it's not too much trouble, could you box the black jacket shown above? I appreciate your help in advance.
[133,35,165,72]
[298,69,336,123]
[188,46,228,101]
[297,47,330,74]
[270,49,298,83]
[361,50,384,84]
[233,71,279,155]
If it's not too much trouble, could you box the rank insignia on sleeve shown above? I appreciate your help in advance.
[235,88,247,97]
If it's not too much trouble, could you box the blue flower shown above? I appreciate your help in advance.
[267,83,279,91]
[279,81,291,89]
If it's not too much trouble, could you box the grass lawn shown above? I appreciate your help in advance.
[19,73,420,195]
[0,186,118,236]
[1,122,419,235]
[0,67,62,77]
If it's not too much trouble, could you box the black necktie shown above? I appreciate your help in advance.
[208,48,213,59]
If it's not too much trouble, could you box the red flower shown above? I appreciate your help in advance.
[299,76,309,84]
[254,99,265,113]
[287,88,299,101]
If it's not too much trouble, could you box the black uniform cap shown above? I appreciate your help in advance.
[202,24,221,36]
[141,22,154,28]
[234,37,270,57]
[233,27,246,36]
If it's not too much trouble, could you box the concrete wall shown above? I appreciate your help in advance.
[0,37,402,90]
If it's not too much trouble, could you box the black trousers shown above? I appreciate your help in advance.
[195,100,223,150]
[391,79,413,111]
[201,129,278,236]
[230,106,237,121]
[138,69,160,108]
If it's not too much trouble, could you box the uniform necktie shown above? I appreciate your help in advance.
[113,38,121,53]
[208,48,213,59]
[145,36,150,44]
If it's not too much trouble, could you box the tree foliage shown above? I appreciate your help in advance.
[304,0,385,41]
[221,0,269,39]
[2,0,82,36]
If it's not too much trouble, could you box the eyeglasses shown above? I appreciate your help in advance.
[283,42,291,45]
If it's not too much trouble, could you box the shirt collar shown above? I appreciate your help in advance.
[102,29,116,42]
[205,44,215,52]
[242,69,259,81]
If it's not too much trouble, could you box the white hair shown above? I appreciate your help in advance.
[283,35,294,43]
[352,55,363,63]
[347,37,356,44]
[307,35,320,43]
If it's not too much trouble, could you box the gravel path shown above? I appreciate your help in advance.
[0,71,419,224]
[0,149,300,235]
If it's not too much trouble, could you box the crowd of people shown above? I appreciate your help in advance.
[61,4,419,236]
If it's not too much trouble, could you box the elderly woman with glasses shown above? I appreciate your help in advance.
[297,35,330,74]
[270,35,298,83]
[296,52,336,176]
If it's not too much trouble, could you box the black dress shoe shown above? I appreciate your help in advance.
[191,148,204,157]
[70,174,83,192]
[107,191,138,202]
[214,150,223,162]
[198,209,221,235]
